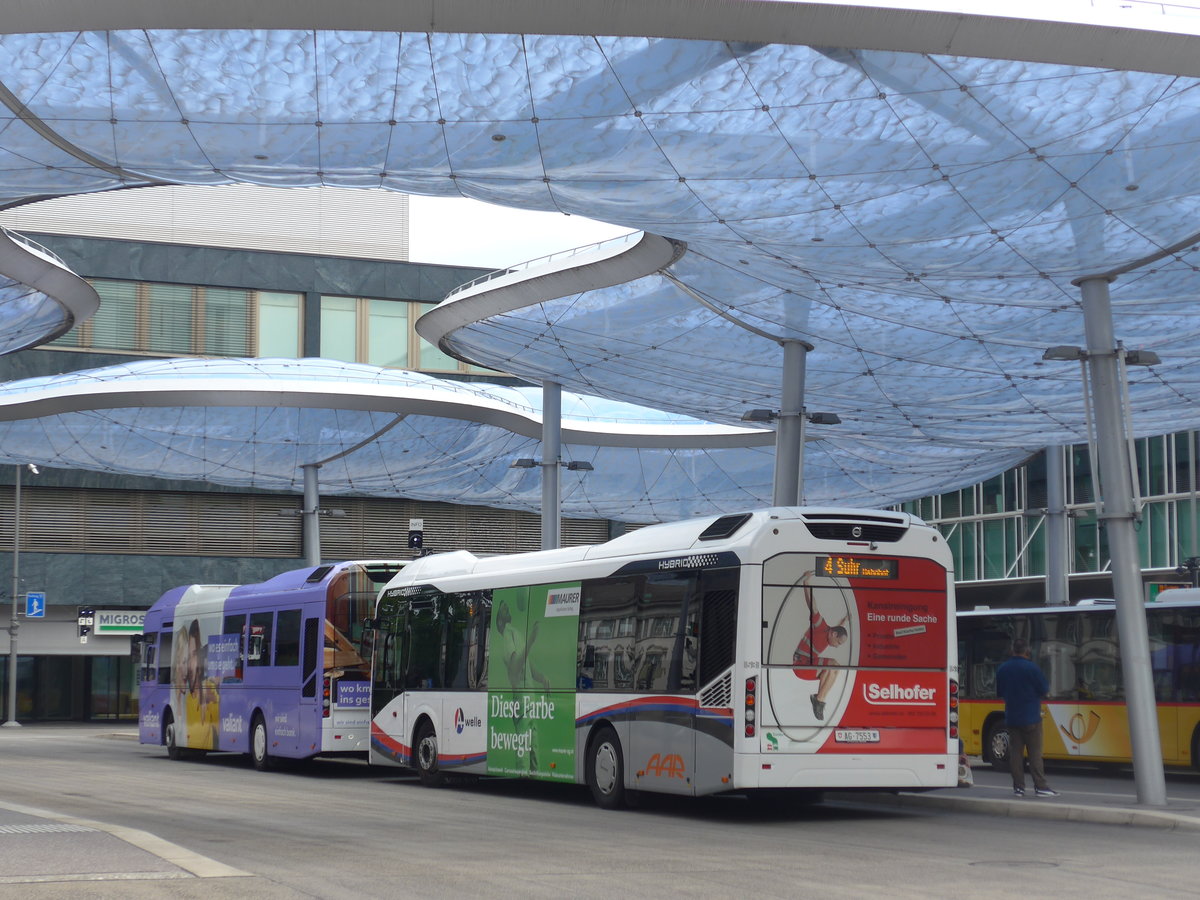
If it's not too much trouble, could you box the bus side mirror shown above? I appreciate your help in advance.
[583,645,596,668]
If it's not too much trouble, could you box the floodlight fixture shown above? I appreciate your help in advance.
[741,409,778,423]
[510,458,538,469]
[1125,349,1161,367]
[564,460,594,471]
[805,412,842,426]
[1042,346,1087,362]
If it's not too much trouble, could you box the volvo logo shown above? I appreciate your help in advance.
[851,525,863,538]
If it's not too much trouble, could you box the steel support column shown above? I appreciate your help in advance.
[773,340,812,506]
[541,381,562,550]
[302,463,321,567]
[1079,275,1166,807]
[3,465,21,727]
[1045,445,1069,606]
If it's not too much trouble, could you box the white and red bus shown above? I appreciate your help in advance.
[138,560,403,768]
[369,507,959,807]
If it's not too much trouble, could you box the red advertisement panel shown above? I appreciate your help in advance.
[855,587,947,669]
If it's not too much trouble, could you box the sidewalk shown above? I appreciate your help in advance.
[840,760,1200,833]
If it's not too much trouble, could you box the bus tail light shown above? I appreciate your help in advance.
[323,676,332,718]
[745,676,757,737]
[948,679,959,738]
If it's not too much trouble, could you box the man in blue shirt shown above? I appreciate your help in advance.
[995,638,1059,798]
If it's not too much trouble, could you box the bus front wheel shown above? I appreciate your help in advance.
[164,712,183,761]
[251,714,272,771]
[587,726,626,810]
[983,718,1010,771]
[415,721,444,787]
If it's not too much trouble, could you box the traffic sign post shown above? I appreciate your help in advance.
[78,607,94,644]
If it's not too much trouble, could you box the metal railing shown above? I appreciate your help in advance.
[444,231,640,300]
[0,226,67,268]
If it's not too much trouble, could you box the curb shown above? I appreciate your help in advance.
[838,789,1200,833]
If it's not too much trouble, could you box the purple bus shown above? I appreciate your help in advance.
[137,560,403,769]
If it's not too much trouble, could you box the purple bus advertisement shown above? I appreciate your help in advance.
[137,560,403,769]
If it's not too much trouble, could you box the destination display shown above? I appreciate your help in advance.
[816,555,898,579]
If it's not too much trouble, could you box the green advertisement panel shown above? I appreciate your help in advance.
[487,583,580,781]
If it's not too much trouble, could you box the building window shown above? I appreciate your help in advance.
[52,278,301,359]
[319,294,503,375]
[319,295,359,361]
[367,299,408,368]
[257,292,303,357]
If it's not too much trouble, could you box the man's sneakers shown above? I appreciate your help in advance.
[810,695,825,720]
[1013,786,1059,797]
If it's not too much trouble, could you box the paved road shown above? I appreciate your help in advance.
[1,725,1198,899]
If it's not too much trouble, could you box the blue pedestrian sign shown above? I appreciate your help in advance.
[25,592,45,618]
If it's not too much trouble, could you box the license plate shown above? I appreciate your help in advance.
[834,729,880,743]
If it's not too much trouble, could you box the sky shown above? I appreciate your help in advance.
[408,195,635,268]
[0,185,636,271]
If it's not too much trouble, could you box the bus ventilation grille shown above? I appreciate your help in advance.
[803,522,907,543]
[700,671,733,709]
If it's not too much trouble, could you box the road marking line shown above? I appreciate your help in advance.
[0,872,194,885]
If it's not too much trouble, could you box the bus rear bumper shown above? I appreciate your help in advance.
[736,752,959,791]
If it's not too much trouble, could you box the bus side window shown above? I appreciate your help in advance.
[1078,611,1122,701]
[1038,614,1076,701]
[696,568,739,688]
[1179,610,1200,702]
[578,577,640,691]
[275,609,302,666]
[445,591,490,691]
[156,631,173,685]
[222,613,246,681]
[248,612,273,666]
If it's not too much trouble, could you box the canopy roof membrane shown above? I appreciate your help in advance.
[1,4,1199,519]
[0,358,775,522]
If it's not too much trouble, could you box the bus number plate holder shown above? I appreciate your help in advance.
[834,729,880,743]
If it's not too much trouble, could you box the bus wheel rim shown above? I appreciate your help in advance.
[595,742,618,794]
[419,735,436,770]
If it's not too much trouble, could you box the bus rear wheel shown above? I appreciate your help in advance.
[587,726,626,810]
[415,721,444,787]
[251,714,273,771]
[983,718,1010,771]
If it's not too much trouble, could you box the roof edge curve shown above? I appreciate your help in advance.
[0,227,100,349]
[5,2,1200,77]
[417,231,684,363]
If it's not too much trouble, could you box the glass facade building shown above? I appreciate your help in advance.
[901,434,1200,608]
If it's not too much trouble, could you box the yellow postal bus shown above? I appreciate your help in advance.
[958,595,1200,771]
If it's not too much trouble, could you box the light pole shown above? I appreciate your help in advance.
[4,463,36,728]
